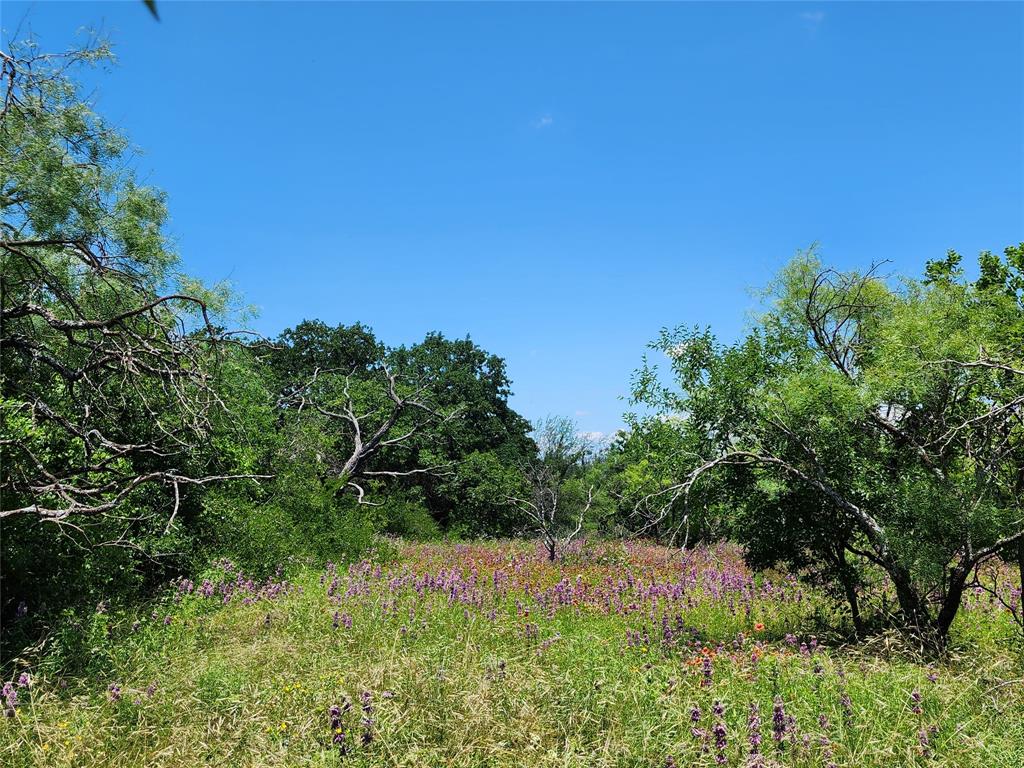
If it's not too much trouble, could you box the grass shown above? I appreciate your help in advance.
[1,540,1022,767]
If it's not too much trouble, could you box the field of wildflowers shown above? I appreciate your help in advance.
[2,540,1022,767]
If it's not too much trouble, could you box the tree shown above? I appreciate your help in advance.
[0,41,256,526]
[276,360,460,505]
[631,248,1024,646]
[269,328,536,528]
[510,416,596,560]
[385,333,536,528]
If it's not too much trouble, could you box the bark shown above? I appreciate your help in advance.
[934,568,969,643]
[836,551,864,636]
[1018,537,1024,619]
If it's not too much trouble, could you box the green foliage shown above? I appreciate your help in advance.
[628,247,1024,642]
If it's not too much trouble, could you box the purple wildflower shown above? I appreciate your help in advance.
[360,691,374,746]
[701,654,714,687]
[329,704,348,755]
[910,689,923,716]
[748,702,762,755]
[772,696,787,746]
[108,683,122,703]
[918,728,932,758]
[711,700,727,764]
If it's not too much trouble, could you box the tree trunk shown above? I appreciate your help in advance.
[886,559,931,636]
[1018,537,1024,619]
[933,566,969,645]
[837,553,864,637]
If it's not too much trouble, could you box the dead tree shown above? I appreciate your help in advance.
[279,364,460,504]
[510,467,593,561]
[509,416,595,560]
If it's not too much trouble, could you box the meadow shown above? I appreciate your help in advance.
[2,540,1021,768]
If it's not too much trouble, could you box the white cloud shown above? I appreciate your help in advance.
[532,114,554,129]
[574,409,590,417]
[800,10,825,24]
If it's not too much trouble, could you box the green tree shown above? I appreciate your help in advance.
[0,39,265,634]
[631,248,1024,645]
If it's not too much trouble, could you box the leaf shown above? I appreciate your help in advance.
[143,0,159,21]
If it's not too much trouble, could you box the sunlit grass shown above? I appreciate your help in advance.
[2,540,1022,767]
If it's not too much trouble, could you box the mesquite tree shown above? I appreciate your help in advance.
[0,42,254,527]
[631,248,1024,646]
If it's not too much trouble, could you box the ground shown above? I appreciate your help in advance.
[2,540,1022,767]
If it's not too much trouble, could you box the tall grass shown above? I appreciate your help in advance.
[2,541,1022,767]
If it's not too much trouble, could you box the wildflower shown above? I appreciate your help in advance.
[753,622,765,632]
[329,704,348,754]
[16,673,30,688]
[918,728,932,758]
[3,682,17,710]
[748,702,762,755]
[910,689,923,715]
[839,690,853,721]
[712,701,727,765]
[108,683,122,703]
[701,654,714,687]
[360,690,374,746]
[819,715,837,768]
[145,682,158,698]
[772,696,787,746]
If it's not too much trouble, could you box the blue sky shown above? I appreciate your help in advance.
[5,2,1023,436]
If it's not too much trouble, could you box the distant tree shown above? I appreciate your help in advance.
[275,358,460,505]
[269,320,383,398]
[510,416,596,560]
[630,247,1024,646]
[385,333,536,528]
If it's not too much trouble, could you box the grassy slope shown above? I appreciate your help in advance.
[1,541,1022,768]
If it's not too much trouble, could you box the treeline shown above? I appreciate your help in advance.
[2,40,1023,656]
[0,41,603,649]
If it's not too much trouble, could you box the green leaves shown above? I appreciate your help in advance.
[626,246,1024,639]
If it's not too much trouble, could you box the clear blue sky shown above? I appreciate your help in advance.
[5,2,1023,436]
